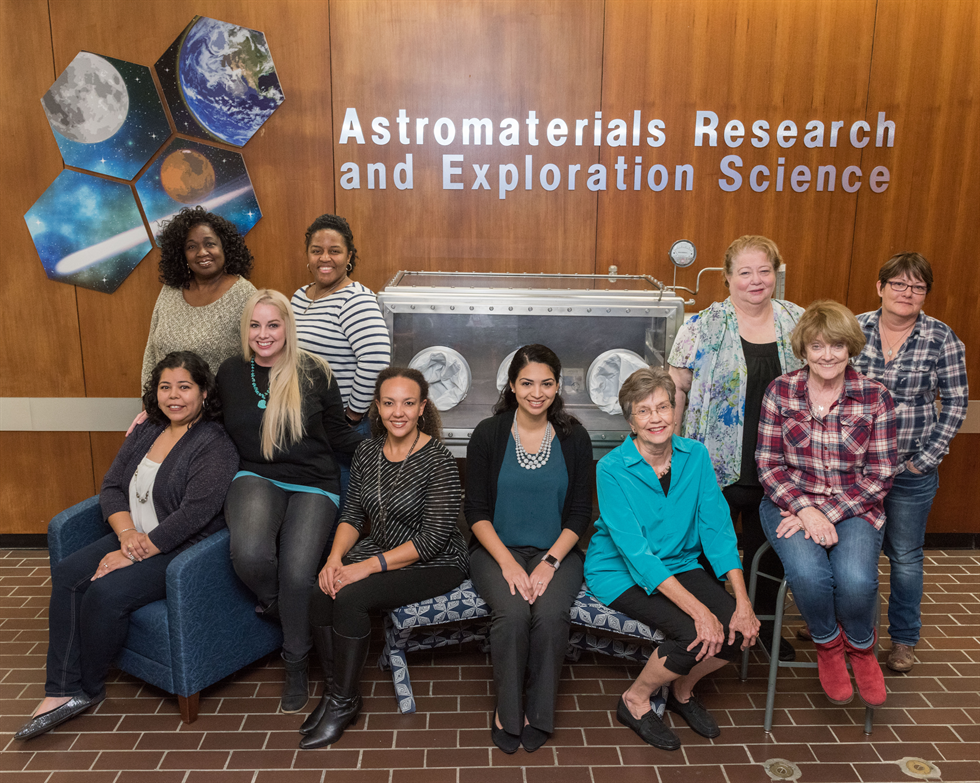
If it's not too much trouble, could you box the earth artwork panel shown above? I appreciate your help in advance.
[41,52,171,181]
[24,170,152,294]
[135,137,262,241]
[155,16,285,147]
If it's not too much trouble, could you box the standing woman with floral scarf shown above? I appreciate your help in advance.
[667,236,803,661]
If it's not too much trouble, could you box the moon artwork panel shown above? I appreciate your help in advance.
[156,16,285,147]
[41,52,171,181]
[135,137,262,241]
[24,169,152,294]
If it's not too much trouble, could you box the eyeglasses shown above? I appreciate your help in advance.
[632,403,673,420]
[886,280,928,295]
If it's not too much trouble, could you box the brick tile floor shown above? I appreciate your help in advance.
[1,549,977,782]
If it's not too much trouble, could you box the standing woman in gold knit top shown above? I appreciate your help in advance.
[141,207,257,387]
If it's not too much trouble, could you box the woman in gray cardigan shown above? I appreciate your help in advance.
[465,345,594,754]
[14,352,238,741]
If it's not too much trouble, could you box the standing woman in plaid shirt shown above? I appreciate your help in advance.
[756,301,898,709]
[852,254,968,674]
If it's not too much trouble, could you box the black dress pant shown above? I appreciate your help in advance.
[469,546,584,735]
[723,483,783,618]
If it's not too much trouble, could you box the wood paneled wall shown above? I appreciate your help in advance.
[1,0,976,535]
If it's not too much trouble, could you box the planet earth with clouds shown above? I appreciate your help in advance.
[179,17,284,146]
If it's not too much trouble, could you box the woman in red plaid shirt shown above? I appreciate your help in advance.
[756,301,898,708]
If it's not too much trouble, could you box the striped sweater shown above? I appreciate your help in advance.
[291,282,392,415]
[339,435,468,574]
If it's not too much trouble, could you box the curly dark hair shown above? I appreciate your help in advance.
[368,367,442,440]
[492,344,579,437]
[142,351,221,426]
[304,214,358,276]
[157,207,254,289]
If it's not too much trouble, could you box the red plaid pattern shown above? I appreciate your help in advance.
[757,366,898,529]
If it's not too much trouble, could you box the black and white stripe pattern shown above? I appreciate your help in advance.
[291,282,392,415]
[340,436,468,573]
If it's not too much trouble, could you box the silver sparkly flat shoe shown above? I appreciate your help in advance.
[13,694,102,741]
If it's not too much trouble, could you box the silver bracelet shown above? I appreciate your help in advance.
[118,527,137,535]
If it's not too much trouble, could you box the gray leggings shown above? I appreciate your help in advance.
[225,475,337,659]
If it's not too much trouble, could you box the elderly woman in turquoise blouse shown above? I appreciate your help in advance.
[585,367,759,751]
[667,235,802,661]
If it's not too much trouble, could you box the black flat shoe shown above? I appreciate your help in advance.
[520,723,549,752]
[14,694,102,741]
[615,696,680,751]
[665,691,720,739]
[758,625,796,662]
[491,720,520,754]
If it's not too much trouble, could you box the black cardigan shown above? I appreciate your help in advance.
[100,420,240,554]
[463,409,594,545]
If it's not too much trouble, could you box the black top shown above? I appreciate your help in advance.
[659,468,671,496]
[739,338,782,487]
[100,420,239,554]
[464,409,595,548]
[216,356,363,494]
[339,436,468,574]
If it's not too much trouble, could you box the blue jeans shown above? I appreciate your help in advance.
[882,468,939,646]
[759,499,884,648]
[337,416,373,515]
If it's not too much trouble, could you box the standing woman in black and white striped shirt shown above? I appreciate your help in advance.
[291,215,392,504]
[299,367,467,749]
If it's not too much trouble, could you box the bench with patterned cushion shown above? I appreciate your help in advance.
[379,578,666,715]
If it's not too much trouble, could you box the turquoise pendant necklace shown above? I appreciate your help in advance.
[250,358,269,410]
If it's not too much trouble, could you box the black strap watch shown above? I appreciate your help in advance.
[542,554,560,570]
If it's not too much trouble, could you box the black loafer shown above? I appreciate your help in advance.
[665,691,720,739]
[14,694,102,741]
[616,696,681,751]
[491,720,520,754]
[520,723,549,752]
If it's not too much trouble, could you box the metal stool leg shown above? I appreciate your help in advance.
[764,578,792,733]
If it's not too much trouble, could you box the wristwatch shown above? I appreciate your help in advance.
[542,554,561,570]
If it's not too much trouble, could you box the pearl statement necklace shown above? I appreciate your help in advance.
[250,358,269,410]
[513,422,553,470]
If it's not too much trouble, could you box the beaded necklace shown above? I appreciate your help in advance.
[376,430,421,528]
[512,421,553,470]
[250,358,269,410]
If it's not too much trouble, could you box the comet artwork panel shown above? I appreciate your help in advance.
[24,170,152,294]
[135,137,262,241]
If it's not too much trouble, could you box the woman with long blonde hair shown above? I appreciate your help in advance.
[217,289,363,714]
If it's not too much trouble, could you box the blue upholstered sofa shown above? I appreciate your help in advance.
[48,496,283,722]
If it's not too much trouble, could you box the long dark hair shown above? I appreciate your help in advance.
[492,344,577,437]
[142,351,221,426]
[368,366,443,440]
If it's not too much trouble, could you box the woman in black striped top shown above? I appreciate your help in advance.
[299,367,467,749]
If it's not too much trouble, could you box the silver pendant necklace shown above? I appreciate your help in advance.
[376,429,421,527]
[133,463,152,504]
[513,421,553,470]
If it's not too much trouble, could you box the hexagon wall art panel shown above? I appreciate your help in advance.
[24,169,152,294]
[155,16,285,147]
[41,52,171,180]
[135,137,262,240]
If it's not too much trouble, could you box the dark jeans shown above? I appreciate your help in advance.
[225,475,337,659]
[45,533,179,699]
[610,568,740,676]
[309,565,465,638]
[723,483,783,618]
[469,546,584,735]
[336,416,372,519]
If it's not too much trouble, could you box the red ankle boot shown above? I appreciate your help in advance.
[813,631,853,705]
[843,630,887,707]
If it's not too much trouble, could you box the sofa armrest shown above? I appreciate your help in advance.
[48,497,108,569]
[164,528,282,696]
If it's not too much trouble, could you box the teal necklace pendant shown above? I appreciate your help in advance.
[250,358,270,410]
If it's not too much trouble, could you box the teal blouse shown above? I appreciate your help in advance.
[584,435,743,605]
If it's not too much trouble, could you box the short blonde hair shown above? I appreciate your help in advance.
[618,366,675,422]
[723,235,782,288]
[790,300,866,361]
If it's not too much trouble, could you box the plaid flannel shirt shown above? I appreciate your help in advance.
[852,310,968,474]
[757,366,898,529]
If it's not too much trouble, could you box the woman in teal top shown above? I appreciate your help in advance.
[585,367,759,751]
